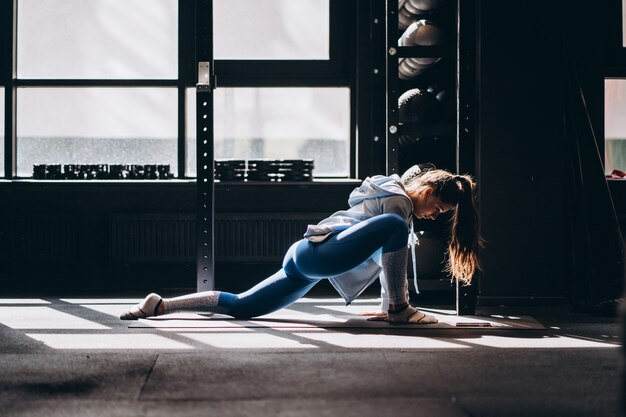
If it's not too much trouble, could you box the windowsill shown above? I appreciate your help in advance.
[216,179,361,185]
[0,178,362,185]
[0,178,361,212]
[1,179,195,184]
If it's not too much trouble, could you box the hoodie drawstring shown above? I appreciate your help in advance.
[410,221,419,294]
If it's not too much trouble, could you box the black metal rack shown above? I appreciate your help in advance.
[386,0,458,173]
[196,0,216,293]
[385,0,478,314]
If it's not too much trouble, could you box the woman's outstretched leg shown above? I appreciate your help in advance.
[119,290,226,320]
[120,267,318,320]
[121,213,424,321]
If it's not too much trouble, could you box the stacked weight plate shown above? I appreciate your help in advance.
[214,160,246,181]
[215,159,314,182]
[32,164,173,179]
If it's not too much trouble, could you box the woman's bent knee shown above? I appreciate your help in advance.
[377,214,409,253]
[378,213,407,229]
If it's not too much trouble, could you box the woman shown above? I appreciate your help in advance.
[121,165,481,324]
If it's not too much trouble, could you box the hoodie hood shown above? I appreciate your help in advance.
[347,174,410,207]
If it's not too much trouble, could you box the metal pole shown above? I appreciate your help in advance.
[3,0,16,179]
[456,0,478,315]
[385,0,399,176]
[195,0,215,292]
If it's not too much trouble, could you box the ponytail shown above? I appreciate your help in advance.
[402,167,483,284]
[447,175,483,285]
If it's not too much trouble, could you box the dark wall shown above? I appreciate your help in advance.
[475,0,607,305]
[0,182,358,295]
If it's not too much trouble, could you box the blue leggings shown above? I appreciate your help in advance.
[218,213,408,318]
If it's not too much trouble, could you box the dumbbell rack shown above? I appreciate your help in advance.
[386,0,457,175]
[385,0,478,315]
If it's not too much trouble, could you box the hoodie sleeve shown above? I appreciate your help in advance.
[380,195,413,226]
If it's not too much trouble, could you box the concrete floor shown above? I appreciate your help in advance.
[0,296,622,417]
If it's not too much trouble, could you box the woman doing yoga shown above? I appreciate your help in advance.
[121,165,481,324]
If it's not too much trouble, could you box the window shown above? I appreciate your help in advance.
[214,0,329,60]
[13,0,180,178]
[5,0,354,180]
[190,0,354,180]
[17,88,177,177]
[607,2,626,175]
[186,87,350,178]
[17,0,178,79]
[605,79,626,174]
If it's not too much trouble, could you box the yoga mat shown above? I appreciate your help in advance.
[126,308,545,330]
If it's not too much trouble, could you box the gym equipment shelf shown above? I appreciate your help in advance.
[386,0,459,175]
[385,0,478,315]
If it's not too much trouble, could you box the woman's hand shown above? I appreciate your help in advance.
[358,310,388,321]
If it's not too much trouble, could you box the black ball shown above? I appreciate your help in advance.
[398,88,443,123]
[398,20,443,79]
[407,0,443,12]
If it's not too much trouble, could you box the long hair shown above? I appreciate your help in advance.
[402,166,483,285]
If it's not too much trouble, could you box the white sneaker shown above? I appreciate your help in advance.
[120,293,163,320]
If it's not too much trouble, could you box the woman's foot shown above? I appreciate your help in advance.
[120,293,165,320]
[387,305,438,324]
[358,310,388,322]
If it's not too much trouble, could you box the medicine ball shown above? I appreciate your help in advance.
[403,0,424,15]
[398,20,443,79]
[398,87,443,124]
[399,7,416,30]
[407,0,443,12]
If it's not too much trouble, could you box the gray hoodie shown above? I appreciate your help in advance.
[303,175,418,305]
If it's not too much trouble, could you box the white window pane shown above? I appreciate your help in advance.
[213,0,329,60]
[186,88,350,178]
[185,89,196,177]
[17,88,177,178]
[17,0,178,79]
[0,87,4,175]
[605,80,626,174]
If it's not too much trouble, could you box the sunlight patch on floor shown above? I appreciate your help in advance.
[456,335,620,348]
[81,304,135,317]
[294,331,470,349]
[61,298,143,304]
[180,332,318,349]
[0,299,50,305]
[160,327,253,333]
[0,307,109,330]
[26,333,193,350]
[295,298,380,304]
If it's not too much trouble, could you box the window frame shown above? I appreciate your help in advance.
[199,0,357,179]
[605,0,626,176]
[1,0,15,178]
[2,0,356,180]
[211,1,353,86]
